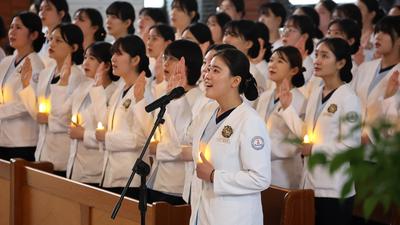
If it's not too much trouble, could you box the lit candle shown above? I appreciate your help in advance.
[97,122,105,151]
[199,143,211,163]
[303,132,316,144]
[38,98,50,113]
[71,114,79,127]
[39,102,47,113]
[97,122,104,130]
[303,134,311,144]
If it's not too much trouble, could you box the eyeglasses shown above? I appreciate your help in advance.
[279,27,300,36]
[162,54,179,62]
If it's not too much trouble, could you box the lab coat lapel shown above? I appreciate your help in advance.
[367,63,400,105]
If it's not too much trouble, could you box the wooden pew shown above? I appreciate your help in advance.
[0,160,11,225]
[2,159,315,225]
[353,199,400,225]
[1,159,53,225]
[8,159,190,225]
[262,185,315,225]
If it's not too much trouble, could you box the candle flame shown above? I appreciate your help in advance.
[303,133,316,144]
[71,114,79,126]
[303,134,311,144]
[199,143,211,163]
[38,98,50,113]
[97,122,104,130]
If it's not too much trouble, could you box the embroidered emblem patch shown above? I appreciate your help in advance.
[32,73,39,83]
[327,104,337,113]
[123,99,132,109]
[346,111,359,123]
[251,136,264,150]
[222,125,233,138]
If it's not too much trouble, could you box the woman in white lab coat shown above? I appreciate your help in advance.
[49,42,118,184]
[189,48,271,225]
[256,46,306,189]
[19,23,85,177]
[280,38,361,225]
[146,40,204,205]
[38,0,71,68]
[326,18,361,76]
[223,20,269,94]
[146,24,175,99]
[352,16,400,144]
[281,15,317,98]
[93,35,152,199]
[0,12,45,161]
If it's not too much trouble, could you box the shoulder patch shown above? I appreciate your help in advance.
[345,111,359,123]
[251,136,265,150]
[32,73,39,83]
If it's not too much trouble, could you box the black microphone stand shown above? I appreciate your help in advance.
[111,106,166,225]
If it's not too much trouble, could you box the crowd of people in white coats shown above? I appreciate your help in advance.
[0,0,398,224]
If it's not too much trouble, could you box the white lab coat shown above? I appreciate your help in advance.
[0,53,44,147]
[147,87,206,195]
[19,63,85,170]
[188,101,271,225]
[91,80,153,188]
[50,79,117,183]
[256,88,306,189]
[281,84,361,198]
[352,59,400,141]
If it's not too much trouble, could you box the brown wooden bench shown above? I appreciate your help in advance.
[1,159,315,225]
[262,185,315,225]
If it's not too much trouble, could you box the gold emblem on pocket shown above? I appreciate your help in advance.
[222,125,233,138]
[123,99,132,109]
[327,104,337,113]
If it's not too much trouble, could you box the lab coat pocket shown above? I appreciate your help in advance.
[77,144,104,176]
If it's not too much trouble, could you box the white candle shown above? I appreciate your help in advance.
[97,122,105,151]
[303,134,311,144]
[97,122,104,130]
[71,114,79,126]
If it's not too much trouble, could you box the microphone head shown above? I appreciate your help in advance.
[169,86,185,99]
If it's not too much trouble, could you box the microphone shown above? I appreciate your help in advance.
[145,86,185,112]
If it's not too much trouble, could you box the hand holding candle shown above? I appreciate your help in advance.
[300,133,314,156]
[196,152,214,183]
[71,114,79,127]
[96,122,106,151]
[37,99,50,124]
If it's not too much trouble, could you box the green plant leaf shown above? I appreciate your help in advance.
[308,152,327,170]
[363,196,379,219]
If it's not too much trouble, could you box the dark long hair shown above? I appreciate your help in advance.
[15,11,45,52]
[273,46,305,88]
[164,39,203,86]
[111,35,151,78]
[86,42,119,81]
[214,49,258,101]
[106,1,135,34]
[74,8,106,42]
[54,23,84,64]
[317,38,353,83]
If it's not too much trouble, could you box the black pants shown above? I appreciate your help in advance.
[0,146,36,161]
[315,196,355,225]
[102,187,140,200]
[147,189,186,205]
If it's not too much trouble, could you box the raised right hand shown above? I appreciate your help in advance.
[20,58,32,88]
[59,55,72,86]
